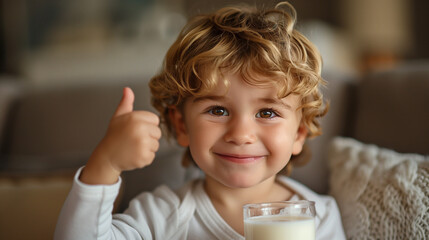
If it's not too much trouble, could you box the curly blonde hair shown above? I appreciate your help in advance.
[149,2,328,173]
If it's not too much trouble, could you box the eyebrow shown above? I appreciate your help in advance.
[260,98,292,110]
[192,95,225,103]
[193,96,292,110]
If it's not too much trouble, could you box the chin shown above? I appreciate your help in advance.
[221,176,262,189]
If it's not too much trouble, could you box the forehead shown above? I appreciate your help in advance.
[193,71,301,105]
[204,69,291,97]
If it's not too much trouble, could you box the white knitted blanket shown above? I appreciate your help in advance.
[328,137,429,239]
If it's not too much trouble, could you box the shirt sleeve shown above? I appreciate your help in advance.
[54,167,134,240]
[54,167,194,240]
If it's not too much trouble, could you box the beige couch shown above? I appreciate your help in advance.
[0,61,428,239]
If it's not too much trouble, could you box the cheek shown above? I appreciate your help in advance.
[262,126,296,155]
[187,121,220,151]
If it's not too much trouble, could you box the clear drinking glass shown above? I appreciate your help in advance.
[243,200,316,240]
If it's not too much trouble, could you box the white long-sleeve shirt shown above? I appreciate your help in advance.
[54,167,346,240]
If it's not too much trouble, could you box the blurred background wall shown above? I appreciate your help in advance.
[0,0,428,86]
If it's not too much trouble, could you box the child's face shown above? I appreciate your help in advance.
[171,72,307,188]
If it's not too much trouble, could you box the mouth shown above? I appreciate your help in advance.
[214,153,266,164]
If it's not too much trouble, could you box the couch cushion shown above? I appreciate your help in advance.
[6,81,152,159]
[329,137,429,239]
[0,174,73,240]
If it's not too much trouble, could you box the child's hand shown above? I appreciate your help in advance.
[80,87,162,185]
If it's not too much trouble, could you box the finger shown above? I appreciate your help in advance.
[150,125,162,140]
[133,111,160,126]
[113,87,135,117]
[149,138,160,152]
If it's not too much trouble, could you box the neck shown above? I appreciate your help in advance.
[204,175,291,208]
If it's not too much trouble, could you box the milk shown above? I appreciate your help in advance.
[244,215,315,240]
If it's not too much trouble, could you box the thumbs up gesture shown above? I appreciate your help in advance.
[80,87,162,185]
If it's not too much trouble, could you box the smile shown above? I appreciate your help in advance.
[214,153,265,164]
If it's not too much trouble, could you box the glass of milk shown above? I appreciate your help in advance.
[243,200,316,240]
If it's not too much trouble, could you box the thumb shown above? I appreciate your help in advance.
[113,87,135,117]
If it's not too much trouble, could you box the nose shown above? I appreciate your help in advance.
[223,116,257,145]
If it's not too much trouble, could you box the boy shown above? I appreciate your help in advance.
[55,2,345,239]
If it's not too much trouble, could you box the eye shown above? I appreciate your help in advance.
[256,109,278,119]
[208,106,229,116]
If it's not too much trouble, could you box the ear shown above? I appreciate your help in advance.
[169,106,189,147]
[292,123,308,155]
